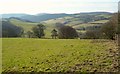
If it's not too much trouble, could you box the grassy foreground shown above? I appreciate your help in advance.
[2,38,119,73]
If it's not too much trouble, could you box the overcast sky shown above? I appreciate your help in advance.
[0,0,119,14]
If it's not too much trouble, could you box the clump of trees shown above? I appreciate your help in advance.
[26,31,34,38]
[32,24,45,38]
[85,30,101,39]
[58,26,78,39]
[2,21,24,37]
[2,21,46,38]
[84,13,118,40]
[55,23,78,39]
[51,29,58,39]
[100,13,118,40]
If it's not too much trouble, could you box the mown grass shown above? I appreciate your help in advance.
[2,38,119,72]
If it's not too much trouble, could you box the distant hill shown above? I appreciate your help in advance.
[21,13,71,22]
[43,12,112,26]
[4,12,113,38]
[9,17,35,23]
[2,13,29,18]
[2,12,112,23]
[76,12,112,15]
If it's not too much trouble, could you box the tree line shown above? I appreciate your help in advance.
[26,23,78,39]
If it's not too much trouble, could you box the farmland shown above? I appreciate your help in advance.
[2,38,119,73]
[9,18,109,38]
[2,12,118,73]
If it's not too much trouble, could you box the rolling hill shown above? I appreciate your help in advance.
[42,12,111,34]
[2,12,112,23]
[2,12,113,38]
[9,18,38,32]
[21,13,72,22]
[2,13,72,22]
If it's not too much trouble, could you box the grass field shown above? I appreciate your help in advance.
[2,38,119,73]
[10,19,38,32]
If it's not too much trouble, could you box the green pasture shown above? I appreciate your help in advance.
[2,38,118,72]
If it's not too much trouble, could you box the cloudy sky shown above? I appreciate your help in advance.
[0,0,119,14]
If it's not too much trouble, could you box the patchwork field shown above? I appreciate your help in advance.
[2,38,119,73]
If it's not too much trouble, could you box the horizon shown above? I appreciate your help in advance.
[0,0,119,15]
[1,11,117,15]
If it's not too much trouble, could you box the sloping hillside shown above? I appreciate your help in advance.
[9,18,38,32]
[5,12,112,38]
[43,12,111,26]
[2,12,112,23]
[43,12,111,32]
[21,13,71,22]
[9,18,53,38]
[73,20,109,31]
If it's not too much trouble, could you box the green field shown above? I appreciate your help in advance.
[10,19,38,32]
[2,38,118,72]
